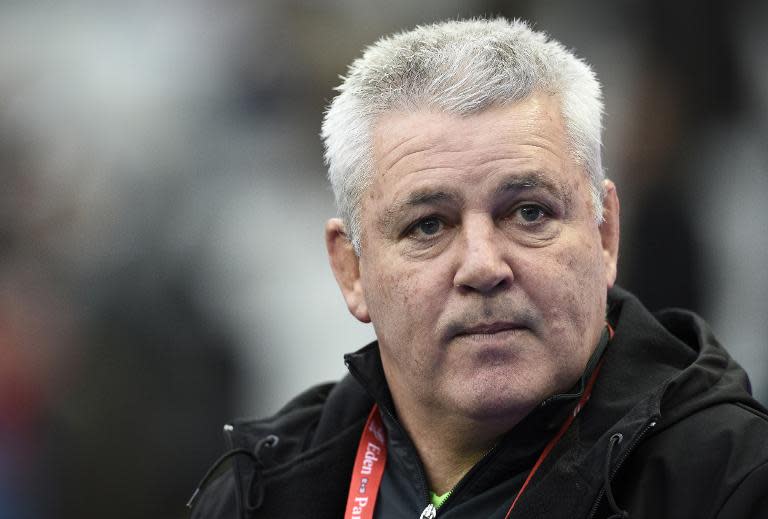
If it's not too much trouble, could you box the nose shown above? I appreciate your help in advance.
[453,216,513,293]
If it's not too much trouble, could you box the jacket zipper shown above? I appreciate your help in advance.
[586,416,659,519]
[419,503,437,519]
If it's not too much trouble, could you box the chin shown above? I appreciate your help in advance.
[453,385,544,425]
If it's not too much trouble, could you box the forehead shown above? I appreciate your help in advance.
[375,94,565,156]
[368,93,582,204]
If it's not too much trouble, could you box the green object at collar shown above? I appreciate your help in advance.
[430,489,452,509]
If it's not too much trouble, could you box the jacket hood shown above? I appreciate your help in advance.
[603,286,763,433]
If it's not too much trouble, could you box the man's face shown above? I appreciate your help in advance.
[328,93,619,424]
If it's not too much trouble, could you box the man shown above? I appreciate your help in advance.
[189,18,768,518]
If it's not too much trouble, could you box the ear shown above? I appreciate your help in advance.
[325,218,371,323]
[599,179,620,288]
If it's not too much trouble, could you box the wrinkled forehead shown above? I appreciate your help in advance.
[370,95,580,187]
[376,93,567,156]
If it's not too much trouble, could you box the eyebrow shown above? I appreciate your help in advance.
[494,172,572,206]
[378,171,572,232]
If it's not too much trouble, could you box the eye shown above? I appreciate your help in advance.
[415,216,442,235]
[406,215,444,240]
[517,204,546,223]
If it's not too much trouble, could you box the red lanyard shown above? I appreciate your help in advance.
[344,405,388,519]
[344,328,611,519]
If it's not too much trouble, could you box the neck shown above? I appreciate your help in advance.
[411,420,498,495]
[390,395,529,495]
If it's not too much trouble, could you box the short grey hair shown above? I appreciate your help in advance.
[321,18,604,254]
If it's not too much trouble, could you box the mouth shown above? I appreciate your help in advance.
[454,321,528,338]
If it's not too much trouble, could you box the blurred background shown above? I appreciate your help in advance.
[1,0,766,517]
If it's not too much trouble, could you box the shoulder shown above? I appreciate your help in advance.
[615,401,768,518]
[635,401,768,473]
[189,376,373,519]
[228,374,371,451]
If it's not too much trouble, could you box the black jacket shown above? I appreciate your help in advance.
[189,287,768,518]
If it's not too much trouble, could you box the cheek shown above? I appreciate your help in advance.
[530,240,606,339]
[366,246,449,308]
[363,256,451,363]
[363,260,424,341]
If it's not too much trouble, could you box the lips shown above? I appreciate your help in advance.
[454,321,527,337]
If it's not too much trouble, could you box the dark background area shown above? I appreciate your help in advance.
[1,1,766,517]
